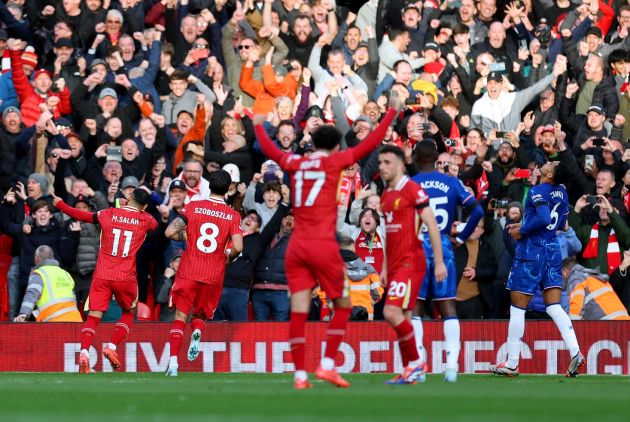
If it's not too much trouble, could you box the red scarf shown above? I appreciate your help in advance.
[475,171,489,200]
[582,223,621,275]
[337,172,362,207]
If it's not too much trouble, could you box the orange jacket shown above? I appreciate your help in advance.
[239,64,275,114]
[262,64,298,99]
[172,105,207,174]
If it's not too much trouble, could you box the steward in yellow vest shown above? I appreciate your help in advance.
[14,246,82,322]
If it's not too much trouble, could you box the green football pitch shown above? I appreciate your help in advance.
[0,373,629,422]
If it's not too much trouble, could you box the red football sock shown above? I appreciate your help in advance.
[191,318,206,334]
[394,319,419,366]
[169,319,186,357]
[80,315,101,350]
[289,312,308,371]
[110,312,134,347]
[323,307,351,360]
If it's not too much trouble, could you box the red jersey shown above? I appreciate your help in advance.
[255,109,397,240]
[56,201,157,282]
[381,176,430,271]
[95,206,157,281]
[355,231,384,274]
[177,197,242,284]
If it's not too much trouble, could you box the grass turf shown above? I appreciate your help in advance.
[0,373,629,422]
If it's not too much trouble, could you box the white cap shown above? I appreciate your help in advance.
[222,163,240,183]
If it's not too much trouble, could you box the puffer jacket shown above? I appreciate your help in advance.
[74,221,101,276]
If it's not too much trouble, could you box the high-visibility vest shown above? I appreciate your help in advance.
[569,276,630,321]
[34,266,82,322]
[349,273,382,320]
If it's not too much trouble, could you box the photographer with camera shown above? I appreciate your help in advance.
[559,86,624,150]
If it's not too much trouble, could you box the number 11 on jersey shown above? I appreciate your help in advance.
[112,228,133,257]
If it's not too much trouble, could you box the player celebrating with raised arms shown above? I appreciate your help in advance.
[491,161,584,377]
[163,169,243,377]
[378,145,446,384]
[254,99,400,389]
[53,188,158,373]
[411,141,484,382]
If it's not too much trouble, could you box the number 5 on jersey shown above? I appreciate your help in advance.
[420,197,448,233]
[294,170,325,207]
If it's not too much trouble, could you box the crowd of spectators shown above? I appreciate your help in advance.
[1,0,630,322]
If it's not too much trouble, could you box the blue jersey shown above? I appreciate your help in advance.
[515,183,568,261]
[412,171,476,259]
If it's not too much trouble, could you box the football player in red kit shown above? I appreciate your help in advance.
[53,188,158,373]
[254,100,401,389]
[378,145,446,384]
[163,169,243,376]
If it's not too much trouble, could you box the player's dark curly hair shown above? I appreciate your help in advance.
[415,140,439,166]
[379,144,405,161]
[131,188,150,207]
[312,125,342,151]
[209,170,232,196]
[553,161,570,186]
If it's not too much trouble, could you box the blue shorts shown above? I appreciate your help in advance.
[417,255,457,301]
[506,258,562,296]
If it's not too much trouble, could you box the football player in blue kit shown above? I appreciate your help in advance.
[411,141,484,382]
[490,160,584,377]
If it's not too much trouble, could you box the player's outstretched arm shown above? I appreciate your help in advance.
[228,233,244,260]
[254,116,285,165]
[53,195,97,224]
[421,206,447,282]
[165,216,187,240]
[348,106,398,163]
[456,201,484,243]
[520,204,552,238]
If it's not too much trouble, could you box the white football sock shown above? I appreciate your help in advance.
[320,357,334,371]
[411,316,426,362]
[506,306,526,369]
[444,318,460,370]
[294,370,308,381]
[546,303,580,357]
[169,356,178,366]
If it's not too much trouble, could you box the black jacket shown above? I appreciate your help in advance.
[609,267,630,314]
[454,228,498,317]
[0,207,79,286]
[224,203,289,289]
[254,215,291,286]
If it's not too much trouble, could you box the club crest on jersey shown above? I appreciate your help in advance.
[393,198,402,210]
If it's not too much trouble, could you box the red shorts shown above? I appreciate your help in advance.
[386,265,424,310]
[285,237,348,300]
[170,276,222,319]
[88,278,138,312]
